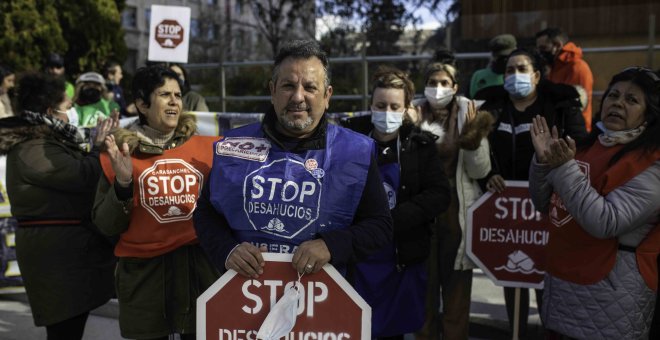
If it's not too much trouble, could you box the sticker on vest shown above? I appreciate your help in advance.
[244,158,322,240]
[216,137,271,162]
[549,160,590,227]
[138,159,205,223]
[304,158,325,179]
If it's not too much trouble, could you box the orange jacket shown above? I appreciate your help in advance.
[547,142,660,291]
[548,42,594,132]
[100,136,217,258]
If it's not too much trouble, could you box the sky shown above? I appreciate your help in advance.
[315,3,447,39]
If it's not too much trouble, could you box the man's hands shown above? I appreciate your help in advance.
[291,239,331,274]
[226,242,267,279]
[227,239,331,278]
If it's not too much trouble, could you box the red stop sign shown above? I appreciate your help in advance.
[467,181,551,289]
[197,253,371,339]
[155,19,184,48]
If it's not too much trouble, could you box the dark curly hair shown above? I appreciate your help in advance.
[131,65,182,124]
[506,48,546,78]
[17,72,66,114]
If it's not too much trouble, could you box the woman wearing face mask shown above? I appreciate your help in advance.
[341,65,450,339]
[478,48,587,337]
[414,62,494,340]
[528,67,660,339]
[0,73,117,339]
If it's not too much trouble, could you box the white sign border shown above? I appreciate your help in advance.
[196,252,371,339]
[466,180,545,289]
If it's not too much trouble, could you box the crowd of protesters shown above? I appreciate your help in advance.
[0,26,658,340]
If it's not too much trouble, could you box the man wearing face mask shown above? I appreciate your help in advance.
[535,28,594,132]
[73,72,120,127]
[469,34,517,99]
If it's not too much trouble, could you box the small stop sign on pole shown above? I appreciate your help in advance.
[155,19,184,49]
[197,253,371,340]
[467,181,551,289]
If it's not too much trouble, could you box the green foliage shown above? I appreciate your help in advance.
[0,0,67,71]
[0,0,126,76]
[54,0,127,75]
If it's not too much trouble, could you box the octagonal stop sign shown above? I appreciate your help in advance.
[155,19,184,48]
[467,181,551,289]
[197,253,370,340]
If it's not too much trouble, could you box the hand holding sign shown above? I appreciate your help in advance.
[226,242,267,279]
[292,239,331,274]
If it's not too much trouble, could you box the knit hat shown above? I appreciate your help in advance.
[76,72,105,84]
[489,34,517,57]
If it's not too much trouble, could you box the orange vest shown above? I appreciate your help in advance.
[100,135,218,258]
[547,141,660,291]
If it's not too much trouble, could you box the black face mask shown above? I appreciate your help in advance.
[79,87,102,104]
[540,51,555,66]
[491,57,507,74]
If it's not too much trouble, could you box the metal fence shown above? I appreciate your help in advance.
[186,42,660,113]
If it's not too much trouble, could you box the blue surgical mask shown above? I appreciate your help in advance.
[504,73,534,98]
[371,110,403,134]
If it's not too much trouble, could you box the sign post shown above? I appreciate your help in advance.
[467,181,551,340]
[197,253,370,340]
[148,5,191,63]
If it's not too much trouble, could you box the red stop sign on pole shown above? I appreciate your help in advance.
[155,19,184,48]
[467,181,550,289]
[197,253,371,340]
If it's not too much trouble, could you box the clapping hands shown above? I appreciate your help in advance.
[531,115,576,168]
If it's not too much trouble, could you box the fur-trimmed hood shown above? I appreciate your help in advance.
[112,113,197,154]
[0,117,55,155]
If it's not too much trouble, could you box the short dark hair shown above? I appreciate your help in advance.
[535,28,568,44]
[131,65,181,124]
[169,63,191,93]
[507,48,545,75]
[17,72,66,114]
[432,47,456,66]
[0,64,13,81]
[102,60,121,78]
[272,40,330,89]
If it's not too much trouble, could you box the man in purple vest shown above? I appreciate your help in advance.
[194,39,393,278]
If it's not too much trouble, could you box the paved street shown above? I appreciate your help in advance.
[0,269,541,339]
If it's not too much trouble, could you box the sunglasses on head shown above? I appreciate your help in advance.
[621,66,660,83]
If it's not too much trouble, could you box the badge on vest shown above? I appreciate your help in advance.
[244,158,322,240]
[549,160,590,227]
[216,137,271,162]
[304,158,325,179]
[138,159,204,223]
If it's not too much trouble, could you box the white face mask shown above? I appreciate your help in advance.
[371,110,404,134]
[257,281,303,340]
[424,87,454,108]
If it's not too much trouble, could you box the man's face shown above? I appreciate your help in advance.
[47,66,65,77]
[269,57,332,138]
[536,35,559,57]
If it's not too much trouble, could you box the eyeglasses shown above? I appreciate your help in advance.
[621,66,660,83]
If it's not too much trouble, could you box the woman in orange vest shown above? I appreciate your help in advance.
[92,65,219,340]
[529,67,660,339]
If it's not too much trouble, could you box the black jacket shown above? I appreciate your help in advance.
[341,116,451,268]
[479,81,588,181]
